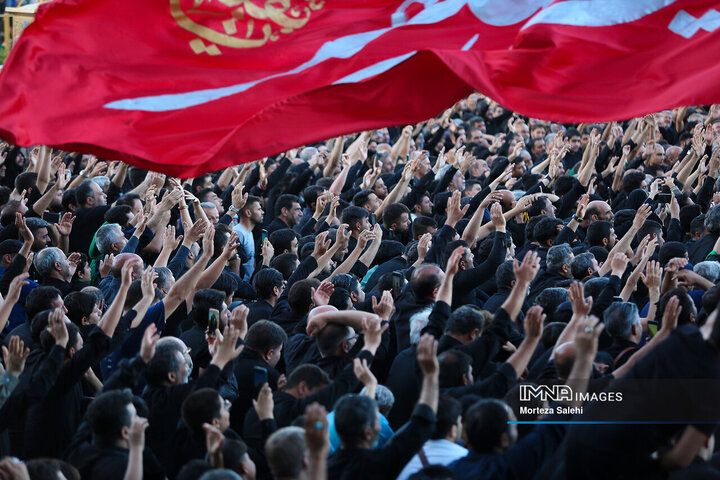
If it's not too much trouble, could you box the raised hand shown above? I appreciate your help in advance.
[312,231,331,258]
[253,383,274,420]
[140,324,159,363]
[202,222,216,258]
[513,250,541,285]
[222,231,241,259]
[353,357,377,388]
[524,305,545,339]
[640,260,662,291]
[57,212,75,236]
[211,326,243,368]
[99,253,115,278]
[15,213,33,246]
[490,202,506,232]
[661,295,682,332]
[574,315,604,360]
[567,281,592,318]
[416,334,439,377]
[48,308,69,348]
[372,290,395,320]
[311,280,334,308]
[632,203,652,230]
[229,304,249,340]
[184,218,208,245]
[416,232,432,260]
[446,245,465,277]
[303,403,330,456]
[2,336,30,377]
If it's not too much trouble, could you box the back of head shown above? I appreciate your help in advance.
[570,252,596,280]
[222,439,250,475]
[26,459,80,480]
[432,395,462,440]
[412,216,437,239]
[265,427,305,479]
[659,241,687,266]
[438,350,472,388]
[182,388,222,436]
[269,228,300,254]
[546,244,572,273]
[245,320,287,356]
[145,339,184,387]
[333,394,378,448]
[199,470,243,480]
[191,289,226,329]
[64,291,96,326]
[411,264,443,300]
[495,261,515,290]
[604,302,640,341]
[695,261,720,284]
[270,253,299,280]
[636,220,663,243]
[706,206,720,235]
[586,221,613,247]
[407,465,457,480]
[375,240,405,265]
[286,363,330,389]
[534,217,563,246]
[587,246,608,265]
[446,305,486,336]
[657,288,695,326]
[534,288,569,321]
[86,390,134,446]
[464,399,511,453]
[253,268,284,300]
[316,323,353,357]
[288,279,320,316]
[177,460,213,480]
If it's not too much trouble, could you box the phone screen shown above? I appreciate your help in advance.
[370,213,376,227]
[253,366,268,389]
[208,308,220,337]
[261,229,268,243]
[43,212,61,223]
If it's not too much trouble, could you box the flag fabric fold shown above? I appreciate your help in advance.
[1,0,719,176]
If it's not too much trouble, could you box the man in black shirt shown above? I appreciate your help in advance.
[327,334,439,480]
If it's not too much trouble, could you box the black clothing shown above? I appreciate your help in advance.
[566,325,720,479]
[69,205,112,254]
[247,299,274,327]
[327,403,436,480]
[143,364,224,471]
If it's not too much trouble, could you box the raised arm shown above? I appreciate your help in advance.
[506,306,544,377]
[501,250,540,323]
[598,203,651,277]
[162,223,214,317]
[98,263,133,337]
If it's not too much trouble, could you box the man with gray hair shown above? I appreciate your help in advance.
[95,223,128,255]
[527,244,573,304]
[34,247,78,295]
[601,302,642,369]
[201,201,220,224]
[694,261,720,284]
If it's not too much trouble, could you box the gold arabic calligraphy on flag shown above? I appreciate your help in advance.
[170,0,324,55]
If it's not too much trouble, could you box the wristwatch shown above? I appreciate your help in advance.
[228,205,240,215]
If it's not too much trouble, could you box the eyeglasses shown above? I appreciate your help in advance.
[223,399,232,409]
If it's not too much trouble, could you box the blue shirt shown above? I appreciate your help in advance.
[326,410,394,455]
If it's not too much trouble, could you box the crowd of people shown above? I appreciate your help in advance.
[0,94,719,479]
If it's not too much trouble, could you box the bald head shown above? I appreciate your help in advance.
[411,264,444,301]
[666,145,682,165]
[554,341,576,380]
[111,253,143,279]
[585,201,613,222]
[497,190,516,212]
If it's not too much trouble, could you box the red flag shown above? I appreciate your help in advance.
[1,0,719,176]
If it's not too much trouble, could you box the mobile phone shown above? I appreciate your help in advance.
[391,271,404,299]
[208,308,220,337]
[647,320,659,337]
[42,212,61,223]
[370,213,376,227]
[656,193,672,204]
[260,229,268,243]
[253,366,268,389]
